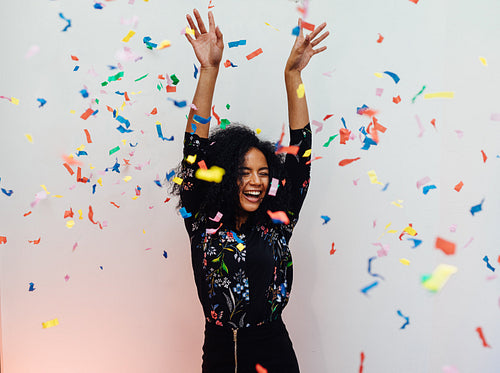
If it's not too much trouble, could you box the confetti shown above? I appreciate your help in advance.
[0,236,6,244]
[195,166,225,183]
[400,258,410,266]
[482,256,495,272]
[122,30,136,42]
[475,327,491,348]
[479,57,487,66]
[320,215,330,225]
[156,123,174,141]
[255,364,268,373]
[109,146,120,155]
[29,282,35,291]
[296,83,305,98]
[267,210,290,225]
[421,264,457,292]
[424,92,454,99]
[25,134,33,143]
[330,242,336,255]
[338,157,360,167]
[59,13,71,32]
[322,134,338,147]
[368,257,384,280]
[179,207,192,218]
[246,48,263,60]
[392,95,401,104]
[228,40,247,48]
[361,281,379,295]
[384,71,400,84]
[435,237,456,255]
[377,33,384,43]
[397,310,410,329]
[422,184,437,194]
[268,178,279,196]
[470,199,484,216]
[367,170,383,185]
[359,352,365,373]
[454,181,464,192]
[42,318,59,329]
[481,150,487,163]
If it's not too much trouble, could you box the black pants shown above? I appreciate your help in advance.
[202,317,300,373]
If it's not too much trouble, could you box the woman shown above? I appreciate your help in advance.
[173,8,328,373]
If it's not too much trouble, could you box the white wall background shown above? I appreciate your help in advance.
[1,0,499,372]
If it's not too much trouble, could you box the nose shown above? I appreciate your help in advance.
[249,172,261,185]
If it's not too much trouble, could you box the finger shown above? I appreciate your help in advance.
[208,11,215,33]
[298,18,304,38]
[309,22,327,41]
[186,14,200,38]
[310,30,329,47]
[312,45,327,55]
[194,8,207,34]
[185,32,194,45]
[215,25,223,44]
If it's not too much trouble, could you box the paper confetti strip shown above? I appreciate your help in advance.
[246,48,263,60]
[422,264,457,292]
[42,318,59,329]
[424,92,455,99]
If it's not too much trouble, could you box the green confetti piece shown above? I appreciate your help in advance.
[109,146,120,155]
[101,81,108,87]
[157,82,163,91]
[412,85,426,103]
[135,73,149,82]
[323,134,338,147]
[107,71,124,82]
[170,74,179,85]
[220,118,230,129]
[226,104,230,110]
[95,98,99,104]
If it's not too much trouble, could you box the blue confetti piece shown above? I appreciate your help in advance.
[194,64,199,79]
[230,232,245,244]
[292,26,300,36]
[179,207,192,218]
[108,65,117,70]
[384,71,400,84]
[92,184,96,194]
[193,115,211,124]
[368,256,385,280]
[483,256,495,272]
[341,117,347,129]
[154,180,162,187]
[190,122,197,134]
[94,2,103,9]
[76,151,88,156]
[166,170,175,181]
[361,281,379,295]
[167,98,187,108]
[407,238,423,248]
[320,215,330,225]
[382,183,390,191]
[357,104,370,115]
[116,115,131,128]
[1,188,13,196]
[280,283,286,297]
[397,310,410,329]
[29,282,35,292]
[163,250,168,259]
[156,124,174,141]
[105,159,121,173]
[92,109,98,116]
[423,184,437,195]
[37,98,47,107]
[470,199,484,216]
[99,266,103,270]
[228,39,247,48]
[59,12,72,32]
[116,125,133,133]
[114,91,125,96]
[129,142,138,147]
[361,137,378,150]
[73,65,79,71]
[143,36,157,49]
[80,89,89,98]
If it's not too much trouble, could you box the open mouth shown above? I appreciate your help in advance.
[243,190,262,202]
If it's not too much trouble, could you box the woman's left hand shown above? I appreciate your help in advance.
[285,19,329,73]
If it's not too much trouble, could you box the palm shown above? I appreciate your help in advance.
[286,20,329,73]
[186,10,224,69]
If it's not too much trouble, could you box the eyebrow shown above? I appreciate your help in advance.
[238,166,269,171]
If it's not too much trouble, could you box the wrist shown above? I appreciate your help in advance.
[200,65,220,73]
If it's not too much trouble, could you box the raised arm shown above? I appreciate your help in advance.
[185,9,224,138]
[285,19,329,130]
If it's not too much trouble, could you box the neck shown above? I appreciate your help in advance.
[235,212,248,231]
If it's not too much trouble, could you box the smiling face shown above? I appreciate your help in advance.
[237,147,270,217]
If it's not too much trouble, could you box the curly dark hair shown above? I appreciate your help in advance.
[171,124,288,230]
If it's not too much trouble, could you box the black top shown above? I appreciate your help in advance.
[180,124,311,328]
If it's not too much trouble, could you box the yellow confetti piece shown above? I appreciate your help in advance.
[391,200,404,208]
[296,83,305,98]
[423,92,455,99]
[78,209,83,220]
[264,22,280,31]
[70,109,76,114]
[97,178,102,186]
[52,195,63,198]
[186,154,197,164]
[25,134,33,143]
[403,225,417,236]
[236,243,245,251]
[384,222,392,230]
[89,163,95,170]
[367,170,383,185]
[120,101,126,111]
[143,229,146,234]
[387,229,398,234]
[122,30,136,42]
[303,149,312,157]
[195,166,226,183]
[374,72,383,78]
[173,177,183,185]
[40,185,50,195]
[42,318,59,329]
[132,196,139,200]
[76,144,85,151]
[158,40,171,49]
[256,128,262,134]
[400,258,410,266]
[66,220,75,229]
[123,176,132,182]
[121,139,127,145]
[186,27,195,36]
[422,264,458,292]
[479,57,487,66]
[11,97,19,105]
[131,91,142,95]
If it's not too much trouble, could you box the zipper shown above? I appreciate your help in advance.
[233,328,238,373]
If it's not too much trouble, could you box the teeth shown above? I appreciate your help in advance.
[245,191,260,196]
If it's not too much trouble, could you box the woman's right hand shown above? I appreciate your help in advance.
[185,9,224,69]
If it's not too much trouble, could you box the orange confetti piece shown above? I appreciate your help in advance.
[430,118,436,128]
[377,33,384,43]
[164,197,171,203]
[224,59,232,68]
[158,74,165,80]
[409,0,419,3]
[267,210,290,224]
[359,351,365,373]
[71,55,79,61]
[63,163,75,175]
[305,156,323,165]
[339,128,351,144]
[392,95,401,104]
[481,150,487,163]
[301,21,315,31]
[84,129,92,143]
[198,160,208,170]
[166,85,176,93]
[110,201,120,208]
[435,237,456,255]
[29,238,41,244]
[454,181,464,192]
[276,146,299,155]
[88,205,103,229]
[23,211,32,217]
[255,364,268,373]
[80,108,94,120]
[0,236,6,244]
[476,327,492,348]
[212,105,221,125]
[246,48,263,60]
[77,167,89,183]
[150,107,158,115]
[64,208,74,218]
[330,242,336,255]
[106,105,114,112]
[62,154,83,166]
[339,157,361,167]
[124,92,130,101]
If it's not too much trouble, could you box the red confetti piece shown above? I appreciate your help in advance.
[158,74,165,80]
[150,107,158,115]
[255,364,268,373]
[166,85,176,93]
[359,351,365,373]
[110,201,120,208]
[330,242,336,255]
[63,163,75,175]
[164,197,171,203]
[454,181,464,192]
[106,105,114,112]
[71,55,79,61]
[212,105,221,125]
[323,114,334,121]
[301,21,315,32]
[339,128,351,144]
[430,118,436,128]
[392,95,401,104]
[64,208,74,218]
[29,238,41,244]
[246,48,263,60]
[88,205,103,229]
[267,210,290,225]
[409,0,419,3]
[23,211,32,217]
[476,327,492,348]
[84,129,92,143]
[435,237,456,255]
[305,156,323,165]
[0,236,6,244]
[481,150,487,163]
[276,146,299,155]
[123,159,131,165]
[377,33,384,43]
[77,167,89,183]
[339,157,361,167]
[80,108,94,120]
[124,92,130,101]
[224,59,232,68]
[198,160,207,170]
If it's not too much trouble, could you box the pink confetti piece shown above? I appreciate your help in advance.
[30,190,48,208]
[449,224,457,232]
[312,120,323,133]
[454,130,464,138]
[463,237,474,248]
[72,242,78,251]
[416,176,431,189]
[375,88,384,96]
[490,113,500,121]
[25,45,40,59]
[64,275,70,282]
[353,178,360,186]
[442,366,460,373]
[415,114,425,137]
[268,178,279,196]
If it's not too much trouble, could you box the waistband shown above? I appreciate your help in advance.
[204,316,286,338]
